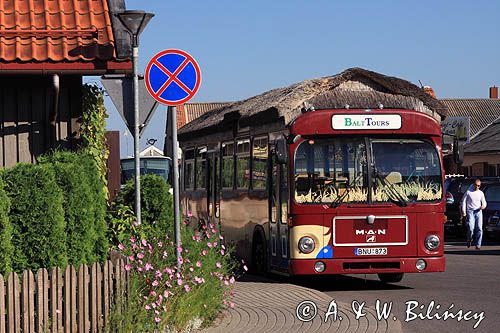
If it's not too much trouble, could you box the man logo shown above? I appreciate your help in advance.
[366,235,376,242]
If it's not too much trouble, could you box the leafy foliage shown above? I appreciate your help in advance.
[0,174,13,275]
[109,222,236,332]
[80,84,109,200]
[111,175,173,243]
[4,163,67,272]
[38,151,108,266]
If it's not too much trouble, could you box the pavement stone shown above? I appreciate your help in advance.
[201,281,403,333]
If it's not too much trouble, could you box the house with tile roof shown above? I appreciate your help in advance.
[440,87,500,176]
[0,0,133,167]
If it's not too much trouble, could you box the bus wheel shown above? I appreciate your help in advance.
[252,233,267,274]
[377,273,404,283]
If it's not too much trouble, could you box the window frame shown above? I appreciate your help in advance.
[195,146,207,190]
[235,137,251,190]
[183,148,195,191]
[221,140,236,190]
[251,136,269,191]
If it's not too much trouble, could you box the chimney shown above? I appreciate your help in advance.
[490,86,498,99]
[423,86,436,98]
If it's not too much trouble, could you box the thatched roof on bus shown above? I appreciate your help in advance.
[178,67,448,138]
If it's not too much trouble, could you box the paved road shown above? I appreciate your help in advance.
[293,242,500,333]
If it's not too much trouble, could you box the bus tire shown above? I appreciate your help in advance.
[251,231,267,275]
[377,273,404,283]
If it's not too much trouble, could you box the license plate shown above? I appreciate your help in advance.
[355,247,387,256]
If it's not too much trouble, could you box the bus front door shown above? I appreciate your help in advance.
[269,149,289,273]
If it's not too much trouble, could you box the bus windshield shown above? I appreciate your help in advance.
[294,138,442,204]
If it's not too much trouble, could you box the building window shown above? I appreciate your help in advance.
[196,147,207,189]
[236,138,250,189]
[222,141,234,189]
[184,149,195,190]
[252,137,268,189]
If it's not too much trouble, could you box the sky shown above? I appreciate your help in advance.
[100,0,500,157]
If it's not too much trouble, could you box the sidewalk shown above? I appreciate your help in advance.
[202,279,403,333]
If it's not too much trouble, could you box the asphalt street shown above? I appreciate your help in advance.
[243,241,500,333]
[293,242,500,333]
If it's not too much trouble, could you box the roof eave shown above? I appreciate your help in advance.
[0,59,132,75]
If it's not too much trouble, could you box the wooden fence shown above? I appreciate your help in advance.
[0,259,129,333]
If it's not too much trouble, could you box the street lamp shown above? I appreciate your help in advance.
[117,10,154,225]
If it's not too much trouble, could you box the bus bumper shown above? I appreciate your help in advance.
[289,256,445,275]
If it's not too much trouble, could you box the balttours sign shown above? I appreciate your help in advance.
[332,114,402,130]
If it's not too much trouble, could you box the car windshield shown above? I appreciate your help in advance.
[484,186,500,202]
[294,138,442,204]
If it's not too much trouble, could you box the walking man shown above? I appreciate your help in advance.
[461,178,487,250]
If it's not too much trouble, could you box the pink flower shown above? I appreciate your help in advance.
[224,280,229,286]
[178,257,184,265]
[133,221,140,227]
[145,305,151,310]
[137,253,144,259]
[229,276,235,284]
[216,262,222,268]
[201,250,208,256]
[128,255,135,261]
[187,211,193,217]
[206,232,211,238]
[184,284,191,292]
[221,249,225,255]
[144,263,153,271]
[130,236,136,243]
[152,280,159,287]
[155,270,162,278]
[158,241,163,247]
[207,242,213,248]
[155,317,161,323]
[196,261,202,268]
[189,267,194,272]
[177,246,183,253]
[219,235,224,240]
[230,302,235,308]
[141,239,148,246]
[183,219,189,225]
[124,264,132,271]
[117,243,125,250]
[177,278,183,286]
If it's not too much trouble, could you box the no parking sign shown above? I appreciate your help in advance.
[145,49,201,105]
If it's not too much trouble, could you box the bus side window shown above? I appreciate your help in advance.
[236,138,250,189]
[184,149,195,190]
[222,141,235,189]
[252,137,268,190]
[196,146,207,190]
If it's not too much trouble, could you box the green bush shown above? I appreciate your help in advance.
[0,174,13,275]
[4,163,67,272]
[38,151,108,266]
[112,174,173,243]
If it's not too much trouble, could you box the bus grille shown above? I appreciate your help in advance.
[343,262,400,270]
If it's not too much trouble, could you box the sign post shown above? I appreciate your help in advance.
[144,49,201,269]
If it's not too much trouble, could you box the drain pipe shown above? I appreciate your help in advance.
[49,74,60,148]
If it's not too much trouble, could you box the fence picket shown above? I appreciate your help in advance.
[7,272,20,333]
[50,267,63,332]
[36,268,49,333]
[22,270,35,332]
[90,263,98,332]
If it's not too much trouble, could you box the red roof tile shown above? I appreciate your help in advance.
[0,0,118,63]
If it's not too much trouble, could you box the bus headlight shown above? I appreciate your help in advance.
[425,235,440,251]
[416,259,427,271]
[298,237,315,254]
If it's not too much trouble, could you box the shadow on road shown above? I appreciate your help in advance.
[237,273,413,292]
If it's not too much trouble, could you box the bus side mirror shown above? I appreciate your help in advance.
[276,138,288,164]
[453,137,464,165]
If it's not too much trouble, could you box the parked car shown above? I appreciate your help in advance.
[444,176,500,238]
[483,183,500,241]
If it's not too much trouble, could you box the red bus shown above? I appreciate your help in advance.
[179,68,447,283]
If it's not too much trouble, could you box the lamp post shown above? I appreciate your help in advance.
[117,10,154,226]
